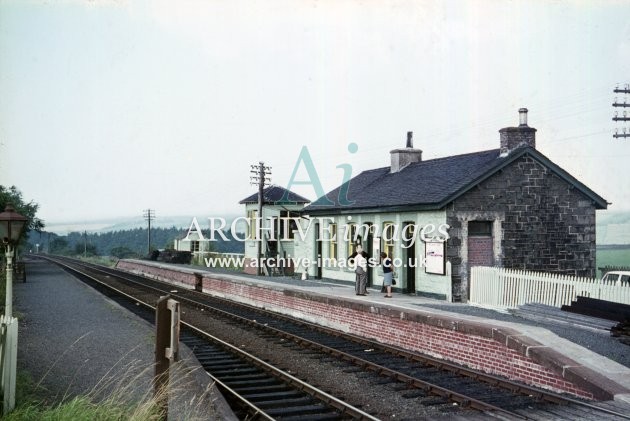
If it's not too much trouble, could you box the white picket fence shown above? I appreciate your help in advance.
[0,315,18,414]
[469,266,630,311]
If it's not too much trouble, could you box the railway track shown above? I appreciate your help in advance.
[38,256,630,420]
[40,256,375,420]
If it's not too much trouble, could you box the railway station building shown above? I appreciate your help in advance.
[289,108,607,301]
[239,186,310,276]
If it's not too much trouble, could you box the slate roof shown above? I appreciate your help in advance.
[239,185,310,205]
[303,146,607,215]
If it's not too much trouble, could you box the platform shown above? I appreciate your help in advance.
[13,258,236,420]
[117,258,630,404]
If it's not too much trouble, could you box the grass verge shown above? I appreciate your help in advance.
[4,358,215,421]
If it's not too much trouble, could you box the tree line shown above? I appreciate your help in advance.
[2,184,244,259]
[0,185,44,244]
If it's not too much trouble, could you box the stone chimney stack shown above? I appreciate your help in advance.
[390,131,422,173]
[499,108,537,157]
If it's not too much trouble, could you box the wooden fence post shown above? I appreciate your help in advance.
[194,273,203,292]
[154,296,180,421]
[0,316,18,415]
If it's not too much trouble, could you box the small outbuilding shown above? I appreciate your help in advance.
[239,185,310,275]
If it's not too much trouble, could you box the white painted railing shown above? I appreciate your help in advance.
[470,266,630,311]
[0,315,18,414]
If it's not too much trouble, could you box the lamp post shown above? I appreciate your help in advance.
[0,204,28,318]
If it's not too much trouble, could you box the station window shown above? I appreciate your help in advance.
[248,210,258,240]
[402,222,416,248]
[279,211,297,240]
[329,223,338,259]
[191,241,200,252]
[468,221,492,237]
[383,222,395,260]
[346,224,357,255]
[268,216,279,241]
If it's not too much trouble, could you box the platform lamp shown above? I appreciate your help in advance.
[0,204,28,318]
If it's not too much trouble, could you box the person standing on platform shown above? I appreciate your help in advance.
[381,252,394,298]
[349,245,369,295]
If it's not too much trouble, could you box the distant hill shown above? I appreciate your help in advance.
[45,214,241,235]
[30,213,245,257]
[27,225,244,257]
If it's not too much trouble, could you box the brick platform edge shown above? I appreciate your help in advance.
[117,260,630,401]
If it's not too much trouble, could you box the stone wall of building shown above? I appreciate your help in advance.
[446,154,597,300]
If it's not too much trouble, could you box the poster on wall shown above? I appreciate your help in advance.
[425,241,446,275]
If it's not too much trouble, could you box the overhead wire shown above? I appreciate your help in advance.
[262,81,623,177]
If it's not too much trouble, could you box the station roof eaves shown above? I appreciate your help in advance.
[239,185,310,205]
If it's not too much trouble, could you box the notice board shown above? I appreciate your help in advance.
[425,241,446,275]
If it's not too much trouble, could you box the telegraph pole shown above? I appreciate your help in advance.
[250,162,271,276]
[84,230,87,258]
[613,83,630,139]
[143,209,155,256]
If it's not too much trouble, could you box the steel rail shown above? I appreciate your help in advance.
[92,264,523,415]
[43,257,528,416]
[43,256,630,421]
[44,256,378,421]
[182,320,380,421]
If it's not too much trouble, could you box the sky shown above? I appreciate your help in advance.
[1,0,629,228]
